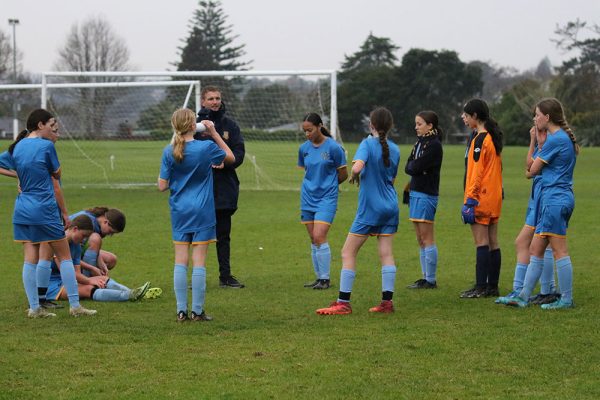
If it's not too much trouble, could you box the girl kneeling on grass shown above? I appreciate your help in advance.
[316,107,400,315]
[159,108,234,322]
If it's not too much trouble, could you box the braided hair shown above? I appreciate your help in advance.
[370,107,394,167]
[171,108,196,162]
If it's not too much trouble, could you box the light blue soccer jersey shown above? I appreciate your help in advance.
[352,136,400,225]
[0,150,15,170]
[12,137,61,225]
[537,129,576,205]
[50,240,82,278]
[160,140,226,234]
[298,138,346,212]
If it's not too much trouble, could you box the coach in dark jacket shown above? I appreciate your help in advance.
[195,86,246,288]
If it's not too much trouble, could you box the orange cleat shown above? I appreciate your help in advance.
[316,301,352,315]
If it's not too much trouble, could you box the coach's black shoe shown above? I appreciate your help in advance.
[304,279,320,288]
[40,300,64,309]
[190,311,213,321]
[313,279,331,290]
[484,286,500,297]
[407,279,437,289]
[220,275,245,289]
[176,311,189,323]
[460,286,487,298]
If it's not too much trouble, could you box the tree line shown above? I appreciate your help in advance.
[0,1,598,145]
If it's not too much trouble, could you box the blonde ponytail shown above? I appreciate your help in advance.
[170,108,196,163]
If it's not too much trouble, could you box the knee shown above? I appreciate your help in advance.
[104,254,117,269]
[87,233,102,250]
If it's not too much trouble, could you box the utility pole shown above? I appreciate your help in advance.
[8,18,19,139]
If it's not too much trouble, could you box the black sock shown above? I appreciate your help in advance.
[475,245,490,287]
[382,291,393,301]
[38,287,48,302]
[488,248,502,287]
[338,291,351,302]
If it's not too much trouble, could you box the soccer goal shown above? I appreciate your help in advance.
[40,70,339,190]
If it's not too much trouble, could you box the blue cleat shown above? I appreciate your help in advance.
[506,296,529,308]
[495,290,519,304]
[541,298,574,310]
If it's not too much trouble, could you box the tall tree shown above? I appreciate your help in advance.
[54,16,131,137]
[176,0,250,72]
[340,33,399,80]
[552,19,600,145]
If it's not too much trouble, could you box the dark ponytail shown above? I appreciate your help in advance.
[463,99,503,155]
[370,107,394,167]
[8,109,55,155]
[303,112,331,137]
[416,110,444,140]
[8,129,30,155]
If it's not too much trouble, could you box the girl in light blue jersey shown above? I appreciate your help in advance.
[159,108,234,322]
[11,109,96,318]
[298,113,347,290]
[507,98,579,310]
[317,107,400,315]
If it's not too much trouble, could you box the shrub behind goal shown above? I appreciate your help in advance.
[39,70,339,189]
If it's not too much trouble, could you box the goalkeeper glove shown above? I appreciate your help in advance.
[461,197,479,225]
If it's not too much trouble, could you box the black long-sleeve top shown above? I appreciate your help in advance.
[404,134,443,196]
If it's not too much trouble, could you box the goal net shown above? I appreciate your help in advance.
[39,70,338,190]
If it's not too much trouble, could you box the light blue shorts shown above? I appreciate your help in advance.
[13,222,65,243]
[409,191,438,223]
[349,221,397,237]
[173,226,216,244]
[535,204,573,237]
[301,210,336,225]
[524,196,539,228]
[46,275,64,301]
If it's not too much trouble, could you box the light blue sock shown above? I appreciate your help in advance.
[173,264,188,312]
[36,260,52,301]
[106,278,129,291]
[310,244,319,279]
[513,262,528,292]
[424,245,438,283]
[381,265,396,292]
[22,262,39,310]
[519,256,543,300]
[315,242,331,280]
[92,288,129,302]
[191,266,206,314]
[338,269,356,302]
[83,249,98,266]
[59,259,81,308]
[556,256,573,302]
[419,247,426,278]
[541,248,556,294]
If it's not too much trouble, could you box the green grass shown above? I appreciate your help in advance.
[0,143,599,399]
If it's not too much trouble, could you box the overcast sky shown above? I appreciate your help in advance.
[3,0,599,75]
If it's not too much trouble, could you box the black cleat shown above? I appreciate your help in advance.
[407,279,437,289]
[40,300,65,309]
[190,311,213,321]
[176,311,189,323]
[304,279,320,288]
[219,275,245,289]
[460,286,487,298]
[312,279,331,290]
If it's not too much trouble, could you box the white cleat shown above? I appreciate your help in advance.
[69,306,97,317]
[27,307,57,318]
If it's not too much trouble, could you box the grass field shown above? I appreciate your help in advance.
[0,141,599,399]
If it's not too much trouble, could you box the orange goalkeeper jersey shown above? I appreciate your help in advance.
[464,131,503,218]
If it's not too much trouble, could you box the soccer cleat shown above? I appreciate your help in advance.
[190,311,213,321]
[460,286,487,298]
[219,275,245,289]
[176,310,189,322]
[304,279,320,288]
[70,305,97,317]
[40,300,65,309]
[129,281,151,301]
[369,300,394,313]
[316,301,352,315]
[312,279,331,290]
[143,287,163,300]
[506,296,529,308]
[495,290,519,304]
[540,298,574,310]
[407,279,437,289]
[27,307,56,318]
[406,279,427,289]
[529,293,560,305]
[484,286,500,297]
